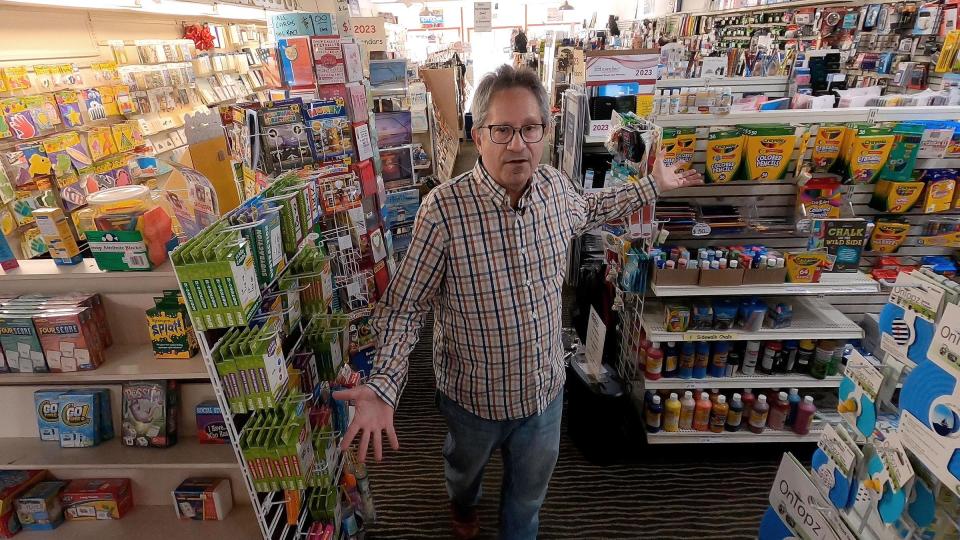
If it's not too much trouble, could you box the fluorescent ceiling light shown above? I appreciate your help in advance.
[1,0,270,20]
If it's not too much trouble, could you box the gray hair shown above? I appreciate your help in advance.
[471,64,550,129]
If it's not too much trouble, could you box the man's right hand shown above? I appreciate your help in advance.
[333,384,400,463]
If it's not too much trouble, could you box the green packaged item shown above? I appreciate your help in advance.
[880,123,925,181]
[145,290,199,359]
[704,129,744,183]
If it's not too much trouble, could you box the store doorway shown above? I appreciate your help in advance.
[465,27,516,114]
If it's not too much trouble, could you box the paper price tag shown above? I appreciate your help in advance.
[682,332,736,342]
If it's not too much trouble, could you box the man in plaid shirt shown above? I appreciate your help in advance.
[334,65,702,539]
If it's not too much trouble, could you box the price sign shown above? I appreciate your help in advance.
[350,17,387,51]
[475,2,492,32]
[681,332,736,342]
[588,120,611,138]
[271,13,335,37]
[335,0,353,36]
[691,222,712,236]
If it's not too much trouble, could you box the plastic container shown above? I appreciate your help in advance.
[678,342,695,379]
[693,392,713,432]
[811,340,834,379]
[742,388,756,421]
[664,393,681,432]
[709,395,728,433]
[679,391,696,430]
[748,394,769,434]
[725,343,742,377]
[741,341,760,375]
[645,342,663,380]
[645,395,663,433]
[795,339,816,374]
[786,388,801,426]
[726,392,744,432]
[708,342,729,377]
[781,340,799,373]
[759,341,782,375]
[663,341,679,378]
[793,396,817,435]
[693,342,710,379]
[767,391,790,430]
[85,185,174,268]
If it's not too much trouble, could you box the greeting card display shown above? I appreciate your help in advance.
[311,36,345,85]
[374,111,412,147]
[368,60,407,92]
[277,37,315,90]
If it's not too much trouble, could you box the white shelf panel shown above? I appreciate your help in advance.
[654,106,960,128]
[683,0,854,16]
[641,373,842,390]
[646,427,822,444]
[1,259,178,293]
[15,505,257,540]
[583,134,607,144]
[916,158,960,169]
[0,344,208,385]
[641,298,864,342]
[0,437,238,470]
[651,272,879,297]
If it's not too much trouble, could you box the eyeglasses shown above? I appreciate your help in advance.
[481,124,545,144]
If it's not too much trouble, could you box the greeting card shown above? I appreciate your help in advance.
[0,115,10,140]
[311,36,346,85]
[22,95,60,132]
[345,82,368,123]
[81,88,107,122]
[278,37,315,90]
[42,131,92,177]
[55,90,84,128]
[342,42,363,83]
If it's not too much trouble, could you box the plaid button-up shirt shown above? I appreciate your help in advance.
[366,160,658,420]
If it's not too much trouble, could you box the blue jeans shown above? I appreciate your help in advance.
[438,391,562,540]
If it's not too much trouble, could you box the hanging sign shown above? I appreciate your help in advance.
[474,2,492,32]
[584,50,660,86]
[547,7,562,22]
[420,9,444,28]
[271,13,336,38]
[584,307,606,376]
[350,17,387,51]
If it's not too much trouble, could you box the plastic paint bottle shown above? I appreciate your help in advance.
[741,341,760,375]
[646,395,663,433]
[767,391,790,430]
[786,388,801,426]
[636,338,652,373]
[741,388,756,420]
[748,394,769,434]
[795,339,816,374]
[726,392,744,432]
[709,341,729,377]
[664,393,681,432]
[678,342,695,379]
[693,342,710,379]
[781,340,799,373]
[811,340,834,380]
[679,391,696,430]
[828,344,845,376]
[693,392,713,432]
[709,388,721,404]
[663,341,679,378]
[709,395,729,433]
[793,396,817,435]
[645,342,663,380]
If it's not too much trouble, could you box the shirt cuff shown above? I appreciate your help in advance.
[637,173,659,201]
[365,374,401,409]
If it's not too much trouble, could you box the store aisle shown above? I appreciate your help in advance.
[364,313,787,539]
[452,140,480,177]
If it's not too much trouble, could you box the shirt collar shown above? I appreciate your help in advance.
[473,158,544,209]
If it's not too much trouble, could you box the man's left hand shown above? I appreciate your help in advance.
[652,148,704,192]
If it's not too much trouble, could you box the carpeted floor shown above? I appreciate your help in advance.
[363,311,802,539]
[364,142,796,538]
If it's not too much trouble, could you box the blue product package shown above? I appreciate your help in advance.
[15,481,66,531]
[89,388,114,441]
[57,391,101,448]
[899,361,960,492]
[33,390,63,442]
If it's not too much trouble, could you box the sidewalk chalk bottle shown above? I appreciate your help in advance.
[759,341,782,375]
[781,340,799,373]
[693,342,710,379]
[645,342,663,380]
[748,394,769,434]
[795,339,815,374]
[664,393,681,432]
[811,340,834,379]
[646,395,663,433]
[709,395,729,433]
[679,391,696,430]
[693,392,713,432]
[725,392,744,432]
[709,341,729,377]
[793,396,817,435]
[664,341,679,378]
[786,388,801,426]
[767,391,790,430]
[725,343,743,377]
[678,342,695,379]
[741,341,760,375]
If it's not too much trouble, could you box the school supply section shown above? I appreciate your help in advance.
[758,268,960,539]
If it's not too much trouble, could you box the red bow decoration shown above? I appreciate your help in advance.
[184,24,215,51]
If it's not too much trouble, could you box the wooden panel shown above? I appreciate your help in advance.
[420,67,460,133]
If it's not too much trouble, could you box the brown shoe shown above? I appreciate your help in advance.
[450,503,479,540]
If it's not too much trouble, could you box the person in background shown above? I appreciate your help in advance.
[514,27,528,53]
[333,65,702,540]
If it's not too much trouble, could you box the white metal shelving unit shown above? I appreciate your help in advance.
[650,272,879,297]
[642,373,843,390]
[0,258,256,528]
[646,427,824,444]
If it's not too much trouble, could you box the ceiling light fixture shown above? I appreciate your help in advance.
[558,0,574,11]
